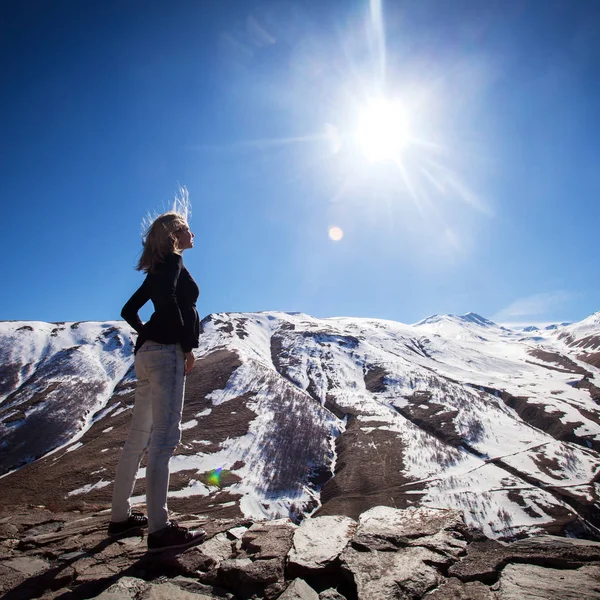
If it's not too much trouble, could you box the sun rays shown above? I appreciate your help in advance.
[203,0,490,252]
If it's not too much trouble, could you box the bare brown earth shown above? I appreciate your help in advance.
[580,352,600,369]
[316,415,423,519]
[576,376,600,404]
[528,349,590,376]
[0,350,247,519]
[559,332,600,351]
[558,332,600,368]
[542,331,600,397]
[500,390,599,452]
[0,344,336,523]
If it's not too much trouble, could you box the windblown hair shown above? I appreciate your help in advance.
[136,187,191,274]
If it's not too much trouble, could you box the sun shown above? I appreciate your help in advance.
[355,97,412,162]
[328,225,344,241]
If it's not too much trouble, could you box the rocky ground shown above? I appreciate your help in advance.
[1,504,599,600]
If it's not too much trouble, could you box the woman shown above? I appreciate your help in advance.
[108,204,204,553]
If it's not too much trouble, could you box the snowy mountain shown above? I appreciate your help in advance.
[557,312,600,368]
[1,311,599,541]
[0,321,134,475]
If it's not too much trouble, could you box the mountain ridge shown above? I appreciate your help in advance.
[1,310,599,542]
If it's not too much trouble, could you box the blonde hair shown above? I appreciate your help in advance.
[136,186,191,274]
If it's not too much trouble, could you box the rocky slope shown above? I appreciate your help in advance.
[1,504,600,600]
[1,311,599,541]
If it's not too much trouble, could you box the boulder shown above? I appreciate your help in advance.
[93,578,223,599]
[146,581,215,599]
[225,526,248,540]
[167,547,217,576]
[278,577,320,599]
[241,521,296,559]
[288,515,356,575]
[197,532,233,565]
[206,556,285,589]
[91,576,149,599]
[340,545,444,600]
[170,576,236,600]
[319,589,347,600]
[423,577,498,599]
[448,540,508,583]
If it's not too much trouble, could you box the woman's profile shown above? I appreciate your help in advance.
[108,191,205,552]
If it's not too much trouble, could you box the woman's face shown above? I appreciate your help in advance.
[175,223,194,251]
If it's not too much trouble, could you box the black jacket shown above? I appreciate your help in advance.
[121,252,200,354]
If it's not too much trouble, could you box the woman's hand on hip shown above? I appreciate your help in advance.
[184,351,195,374]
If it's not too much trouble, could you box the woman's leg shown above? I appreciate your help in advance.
[144,344,186,534]
[110,354,153,523]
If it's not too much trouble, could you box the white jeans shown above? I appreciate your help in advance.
[111,341,185,533]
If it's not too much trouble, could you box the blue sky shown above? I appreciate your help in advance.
[1,0,599,326]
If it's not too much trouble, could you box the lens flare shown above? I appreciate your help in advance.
[206,467,222,487]
[328,226,344,241]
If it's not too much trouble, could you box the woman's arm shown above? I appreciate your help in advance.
[121,279,150,333]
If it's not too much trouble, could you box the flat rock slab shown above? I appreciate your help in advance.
[288,515,357,573]
[0,562,29,595]
[146,581,215,599]
[0,508,57,528]
[242,521,296,560]
[0,523,19,539]
[225,526,247,540]
[1,556,50,576]
[450,535,600,583]
[91,576,230,600]
[354,506,466,551]
[498,563,600,600]
[91,575,149,599]
[407,529,469,560]
[423,577,498,599]
[24,521,65,537]
[509,534,600,559]
[216,556,284,585]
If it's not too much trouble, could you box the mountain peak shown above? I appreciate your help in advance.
[414,312,498,328]
[460,312,498,326]
[581,311,600,325]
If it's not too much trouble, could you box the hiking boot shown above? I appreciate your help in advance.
[107,511,148,537]
[147,522,206,553]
